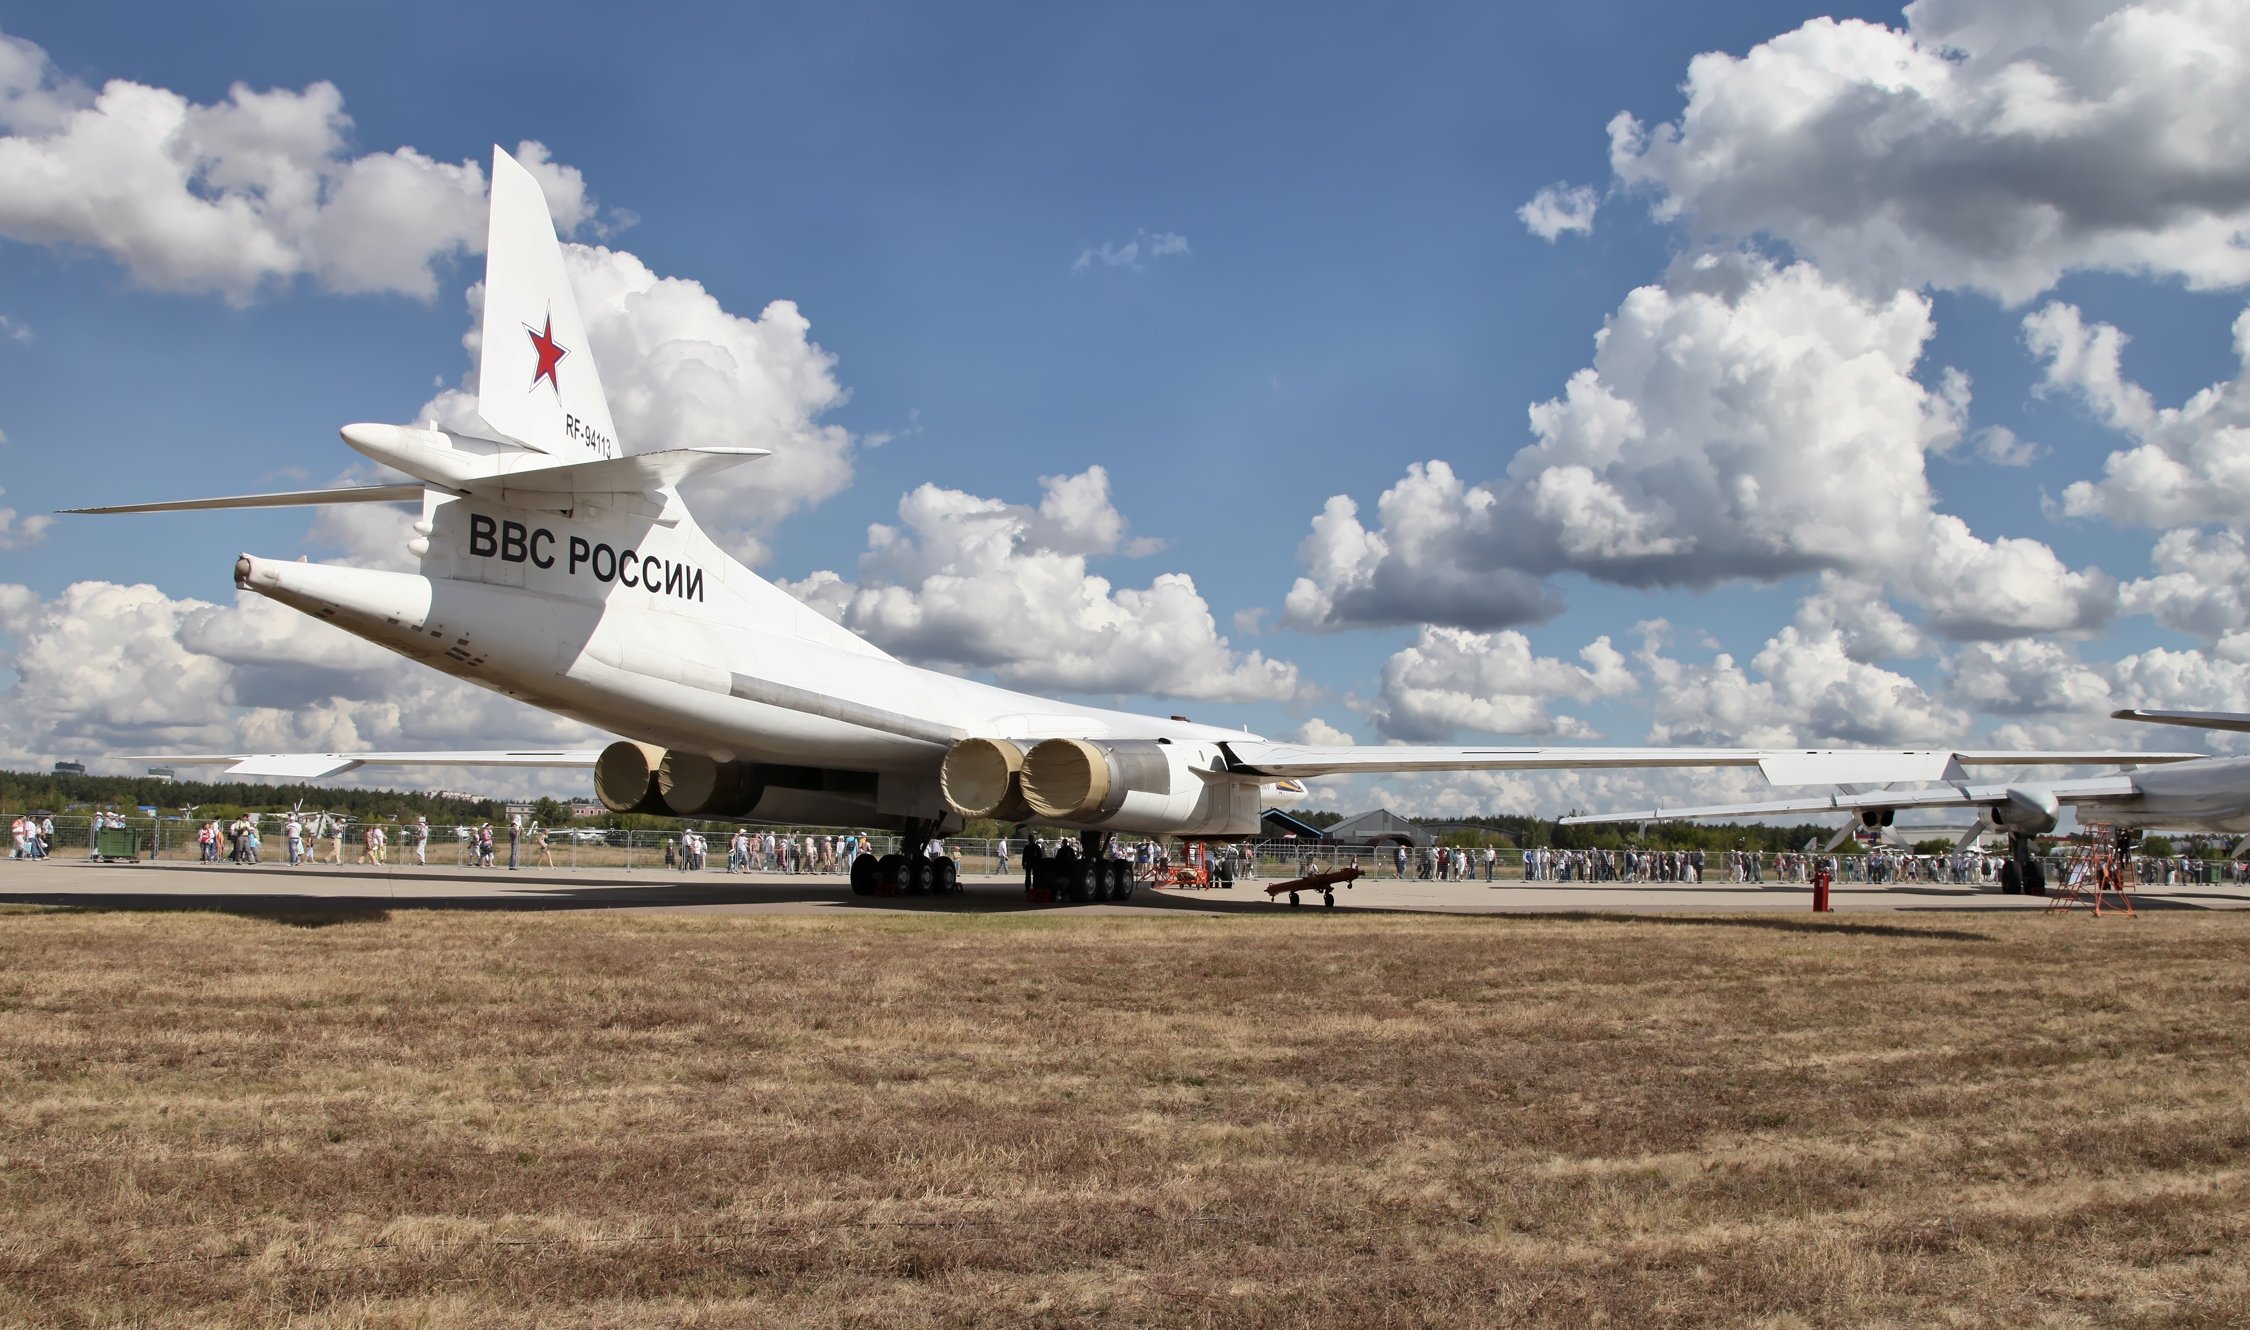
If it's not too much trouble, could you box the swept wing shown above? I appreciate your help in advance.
[2112,708,2250,734]
[1223,743,2198,786]
[135,750,605,780]
[1556,776,2142,827]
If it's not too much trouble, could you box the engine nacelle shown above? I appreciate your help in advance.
[660,749,762,817]
[1017,737,1260,836]
[598,741,898,827]
[1991,785,2060,834]
[940,738,1033,821]
[594,741,669,815]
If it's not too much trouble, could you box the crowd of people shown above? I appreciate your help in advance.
[9,812,53,859]
[20,808,2250,891]
[1389,843,1507,880]
[699,829,938,874]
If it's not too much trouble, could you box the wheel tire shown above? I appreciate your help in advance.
[907,857,934,895]
[1111,863,1135,902]
[1999,861,2022,894]
[1323,890,1336,908]
[2025,859,2047,897]
[850,852,879,896]
[1288,891,1301,908]
[1066,863,1095,903]
[933,857,958,895]
[878,853,909,894]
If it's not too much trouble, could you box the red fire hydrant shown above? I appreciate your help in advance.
[1812,867,1833,913]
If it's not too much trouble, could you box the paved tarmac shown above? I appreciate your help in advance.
[3,854,2245,916]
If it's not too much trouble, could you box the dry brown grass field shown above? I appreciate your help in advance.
[0,906,2245,1329]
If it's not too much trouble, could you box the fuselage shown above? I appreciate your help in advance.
[2076,756,2250,834]
[236,490,1254,826]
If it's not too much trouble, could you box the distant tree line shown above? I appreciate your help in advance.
[0,769,504,824]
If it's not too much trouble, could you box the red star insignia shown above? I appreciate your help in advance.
[526,315,568,395]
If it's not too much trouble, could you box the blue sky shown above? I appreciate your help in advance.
[4,1,2250,814]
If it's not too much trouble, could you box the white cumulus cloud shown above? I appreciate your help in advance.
[1944,638,2116,715]
[1282,254,2106,641]
[1517,183,1600,241]
[2120,527,2250,654]
[0,578,600,788]
[0,485,53,550]
[0,28,591,303]
[779,468,1300,703]
[1608,1,2250,303]
[1638,616,1967,749]
[2041,302,2250,530]
[1371,627,1634,742]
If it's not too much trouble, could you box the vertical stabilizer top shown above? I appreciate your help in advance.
[477,146,621,461]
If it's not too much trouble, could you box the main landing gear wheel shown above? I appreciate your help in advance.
[1065,862,1096,903]
[907,857,935,895]
[877,853,909,894]
[1323,889,1336,908]
[850,852,879,896]
[2000,861,2022,894]
[932,857,959,895]
[1288,891,1302,907]
[1108,861,1134,902]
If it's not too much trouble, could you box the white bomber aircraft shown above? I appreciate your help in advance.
[69,147,2202,900]
[1560,708,2250,893]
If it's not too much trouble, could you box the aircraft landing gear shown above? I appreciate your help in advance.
[1022,832,1132,904]
[2000,831,2047,896]
[856,822,961,898]
[1078,831,1116,903]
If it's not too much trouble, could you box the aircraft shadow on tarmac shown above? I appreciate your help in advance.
[2,864,2233,929]
[0,867,1304,920]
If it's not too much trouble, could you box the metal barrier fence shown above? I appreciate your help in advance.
[7,813,2248,887]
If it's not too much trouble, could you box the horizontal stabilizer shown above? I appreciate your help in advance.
[2112,708,2250,734]
[478,447,768,502]
[135,749,605,779]
[70,445,769,522]
[63,484,426,515]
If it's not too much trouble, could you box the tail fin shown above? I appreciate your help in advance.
[477,146,621,462]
